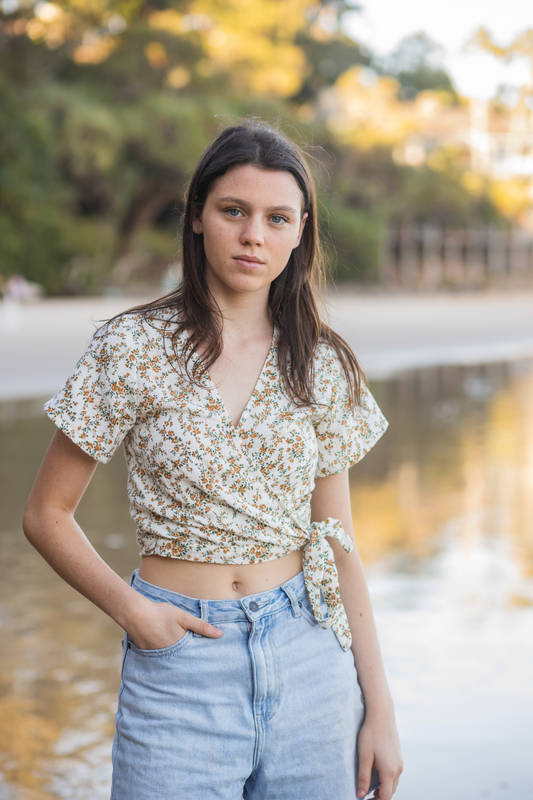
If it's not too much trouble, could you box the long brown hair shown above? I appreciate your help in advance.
[125,119,365,406]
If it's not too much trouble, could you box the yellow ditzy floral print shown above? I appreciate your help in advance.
[45,310,388,651]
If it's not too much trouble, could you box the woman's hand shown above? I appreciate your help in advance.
[125,593,223,650]
[356,712,403,800]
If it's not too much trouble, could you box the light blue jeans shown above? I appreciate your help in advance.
[111,570,379,799]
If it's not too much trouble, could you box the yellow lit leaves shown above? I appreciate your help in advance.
[20,1,130,57]
[26,18,46,40]
[26,3,66,50]
[144,41,168,69]
[249,58,307,98]
[207,28,226,48]
[147,0,311,98]
[20,0,318,96]
[73,31,117,64]
[26,3,66,48]
[148,9,211,36]
[309,3,340,42]
[323,66,416,149]
[166,66,191,90]
[489,178,533,224]
[148,9,185,37]
[469,26,533,70]
[34,2,62,22]
[460,171,487,197]
[25,0,64,46]
[196,0,310,96]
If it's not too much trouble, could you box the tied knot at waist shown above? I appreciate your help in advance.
[302,517,354,652]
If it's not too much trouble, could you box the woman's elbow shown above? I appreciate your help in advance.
[22,502,43,544]
[22,499,62,544]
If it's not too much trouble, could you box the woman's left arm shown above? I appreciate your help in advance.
[311,470,403,800]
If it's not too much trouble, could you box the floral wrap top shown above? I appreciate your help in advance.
[45,310,388,651]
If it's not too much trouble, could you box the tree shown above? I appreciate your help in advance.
[380,33,457,101]
[0,2,510,292]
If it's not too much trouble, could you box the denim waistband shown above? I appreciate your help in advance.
[130,569,308,624]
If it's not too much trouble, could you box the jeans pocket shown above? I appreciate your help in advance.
[126,629,193,657]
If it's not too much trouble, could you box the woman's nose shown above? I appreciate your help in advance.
[240,217,264,246]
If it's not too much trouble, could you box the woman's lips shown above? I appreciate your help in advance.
[232,256,264,269]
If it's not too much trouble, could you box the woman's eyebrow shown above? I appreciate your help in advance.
[266,205,298,213]
[217,196,297,214]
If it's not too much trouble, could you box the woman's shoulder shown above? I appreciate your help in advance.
[313,338,346,378]
[93,306,178,346]
[309,339,348,408]
[312,337,376,410]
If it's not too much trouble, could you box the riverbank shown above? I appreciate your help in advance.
[1,290,533,400]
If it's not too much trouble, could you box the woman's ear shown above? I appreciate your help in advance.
[192,214,203,235]
[293,212,308,249]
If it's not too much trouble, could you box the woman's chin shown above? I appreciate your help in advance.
[209,271,271,297]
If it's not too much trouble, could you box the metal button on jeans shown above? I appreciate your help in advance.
[249,601,259,612]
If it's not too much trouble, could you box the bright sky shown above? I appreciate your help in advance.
[344,0,532,100]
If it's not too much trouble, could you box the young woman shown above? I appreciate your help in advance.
[23,121,403,800]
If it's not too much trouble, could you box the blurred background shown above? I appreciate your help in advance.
[1,1,533,798]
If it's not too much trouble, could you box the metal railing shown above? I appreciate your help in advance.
[382,227,533,289]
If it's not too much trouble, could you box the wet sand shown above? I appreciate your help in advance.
[1,290,533,400]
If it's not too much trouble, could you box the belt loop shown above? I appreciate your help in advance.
[194,600,209,637]
[282,584,301,618]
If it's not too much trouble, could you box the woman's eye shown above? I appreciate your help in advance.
[226,208,242,217]
[271,215,288,225]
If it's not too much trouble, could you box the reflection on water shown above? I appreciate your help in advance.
[355,361,533,586]
[1,362,533,799]
[356,362,533,800]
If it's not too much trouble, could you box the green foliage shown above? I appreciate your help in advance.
[395,66,455,101]
[293,32,371,103]
[379,33,458,101]
[390,157,502,227]
[320,196,383,282]
[0,3,507,293]
[324,144,501,234]
[0,78,78,292]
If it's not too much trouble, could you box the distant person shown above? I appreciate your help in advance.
[5,274,31,302]
[23,121,402,800]
[0,274,28,336]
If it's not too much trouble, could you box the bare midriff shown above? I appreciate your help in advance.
[138,549,304,600]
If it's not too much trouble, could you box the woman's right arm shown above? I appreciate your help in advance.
[23,429,222,648]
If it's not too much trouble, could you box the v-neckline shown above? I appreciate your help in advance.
[183,329,278,431]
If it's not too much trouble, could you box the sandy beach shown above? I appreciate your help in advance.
[1,289,533,401]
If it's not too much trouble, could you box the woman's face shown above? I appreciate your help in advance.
[192,164,308,302]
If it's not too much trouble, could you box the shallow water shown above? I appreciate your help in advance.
[1,362,532,799]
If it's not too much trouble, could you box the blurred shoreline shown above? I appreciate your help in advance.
[1,289,533,401]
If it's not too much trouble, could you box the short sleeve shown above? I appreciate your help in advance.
[314,365,388,478]
[44,318,139,464]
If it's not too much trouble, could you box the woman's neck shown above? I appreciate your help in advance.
[210,285,273,346]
